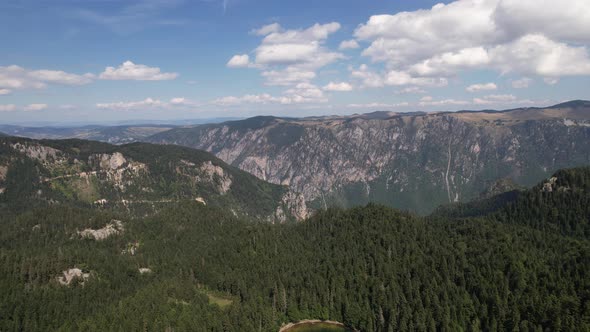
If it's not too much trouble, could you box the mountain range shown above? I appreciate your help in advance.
[148,100,590,214]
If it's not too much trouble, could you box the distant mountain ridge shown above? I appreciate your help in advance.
[147,100,590,214]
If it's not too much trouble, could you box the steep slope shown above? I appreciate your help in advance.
[0,137,306,222]
[1,169,589,331]
[148,101,590,214]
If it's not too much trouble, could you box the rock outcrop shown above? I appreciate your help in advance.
[78,220,124,241]
[58,268,90,286]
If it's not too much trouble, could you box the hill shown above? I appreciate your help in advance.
[0,168,588,331]
[0,136,307,222]
[147,100,590,214]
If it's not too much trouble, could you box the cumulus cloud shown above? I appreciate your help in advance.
[227,54,251,68]
[396,87,427,94]
[351,64,448,88]
[323,82,353,92]
[230,22,344,88]
[96,97,194,111]
[213,83,327,106]
[261,68,316,86]
[466,82,497,93]
[544,77,560,85]
[252,23,281,36]
[99,61,178,80]
[512,77,533,89]
[419,98,470,107]
[354,0,590,85]
[347,102,409,109]
[339,40,360,50]
[0,104,17,112]
[24,104,48,111]
[0,65,93,92]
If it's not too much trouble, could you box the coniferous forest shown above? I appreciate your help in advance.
[1,160,589,331]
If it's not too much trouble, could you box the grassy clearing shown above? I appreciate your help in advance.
[196,288,233,309]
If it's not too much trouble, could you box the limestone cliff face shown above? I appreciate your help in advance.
[148,101,590,214]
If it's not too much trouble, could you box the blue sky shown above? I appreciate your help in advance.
[1,0,589,124]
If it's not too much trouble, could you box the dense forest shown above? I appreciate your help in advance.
[1,166,589,331]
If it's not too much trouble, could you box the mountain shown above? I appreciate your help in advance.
[432,167,590,237]
[0,136,307,222]
[147,101,590,214]
[1,168,589,331]
[0,124,176,145]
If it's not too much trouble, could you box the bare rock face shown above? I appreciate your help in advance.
[99,152,127,170]
[148,102,590,214]
[11,142,60,161]
[199,161,232,194]
[273,192,308,223]
[78,219,124,240]
[58,268,90,286]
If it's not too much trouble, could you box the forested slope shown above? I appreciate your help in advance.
[0,168,589,331]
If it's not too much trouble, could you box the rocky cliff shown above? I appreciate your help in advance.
[148,100,590,214]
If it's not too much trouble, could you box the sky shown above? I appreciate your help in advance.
[0,0,589,124]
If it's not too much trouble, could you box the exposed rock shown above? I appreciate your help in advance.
[122,241,140,255]
[58,268,90,286]
[149,103,590,214]
[199,161,232,194]
[11,142,60,161]
[195,197,206,205]
[94,198,108,205]
[78,219,124,240]
[138,268,152,274]
[99,152,127,170]
[0,165,7,181]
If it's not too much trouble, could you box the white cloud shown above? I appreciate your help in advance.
[29,70,94,85]
[347,102,409,109]
[0,65,93,92]
[252,23,281,36]
[0,89,11,95]
[544,77,560,85]
[466,82,497,93]
[227,54,251,68]
[24,103,48,111]
[339,40,360,50]
[472,94,535,105]
[351,64,448,88]
[353,0,590,85]
[261,68,316,86]
[213,83,327,106]
[323,82,353,92]
[233,22,344,86]
[99,61,178,81]
[511,77,533,89]
[96,97,194,111]
[396,87,427,94]
[0,104,17,112]
[489,34,590,76]
[419,98,470,107]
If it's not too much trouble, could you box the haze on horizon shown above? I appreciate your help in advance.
[1,0,589,124]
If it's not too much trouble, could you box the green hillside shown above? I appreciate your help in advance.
[0,167,589,331]
[0,137,304,222]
